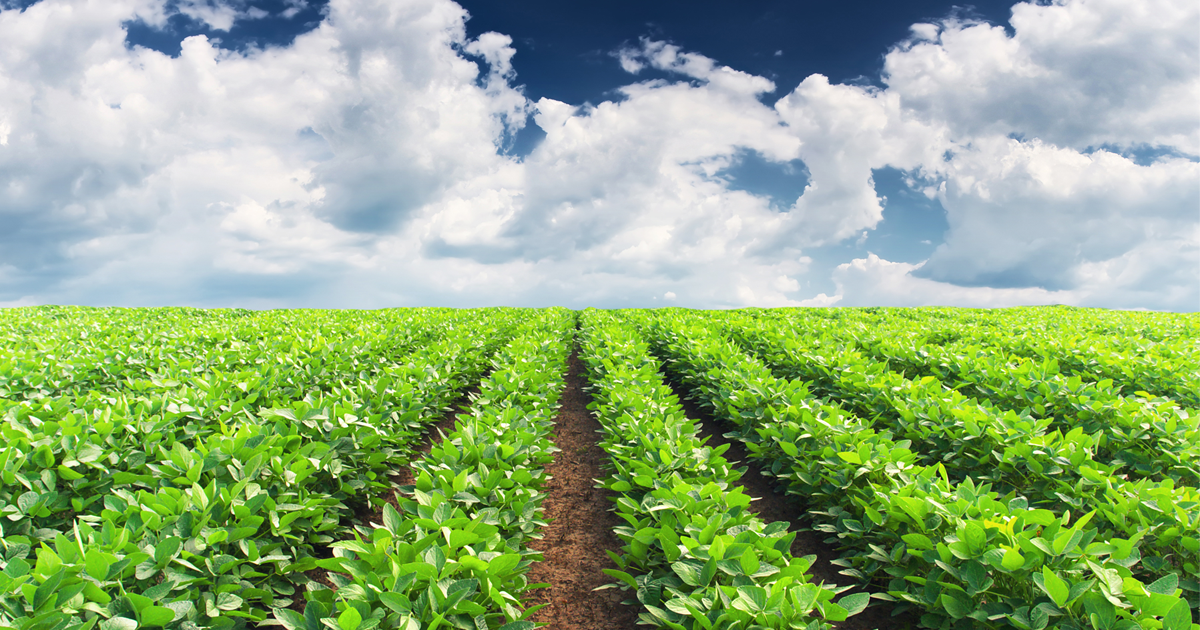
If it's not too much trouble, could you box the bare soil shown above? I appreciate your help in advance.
[524,348,642,630]
[668,380,920,630]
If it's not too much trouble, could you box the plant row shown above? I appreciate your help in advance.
[718,312,1199,484]
[628,310,1196,630]
[0,308,462,402]
[273,307,576,630]
[0,309,523,629]
[788,307,1199,408]
[710,313,1199,584]
[577,310,862,629]
[720,309,1198,482]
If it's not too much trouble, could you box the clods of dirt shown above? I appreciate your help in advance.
[524,349,642,630]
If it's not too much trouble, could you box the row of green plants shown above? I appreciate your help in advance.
[819,317,1199,479]
[718,312,1198,481]
[0,307,459,402]
[709,313,1199,585]
[792,308,1200,430]
[577,310,863,629]
[273,307,577,630]
[628,309,1196,630]
[789,307,1199,408]
[0,308,523,629]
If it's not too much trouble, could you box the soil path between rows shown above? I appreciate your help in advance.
[524,346,642,630]
[666,374,920,630]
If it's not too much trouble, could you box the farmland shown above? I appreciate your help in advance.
[0,305,1196,630]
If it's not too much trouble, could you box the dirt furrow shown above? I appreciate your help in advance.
[524,348,641,630]
[666,375,920,630]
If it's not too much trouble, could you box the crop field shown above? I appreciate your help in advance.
[0,305,1196,630]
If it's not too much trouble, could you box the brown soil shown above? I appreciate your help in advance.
[670,383,920,630]
[524,348,642,630]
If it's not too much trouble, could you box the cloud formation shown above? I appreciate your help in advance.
[0,0,1196,310]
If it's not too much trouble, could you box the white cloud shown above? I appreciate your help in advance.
[814,254,1078,307]
[0,0,525,305]
[281,0,308,19]
[771,74,946,246]
[0,0,1195,310]
[918,137,1198,297]
[884,0,1200,153]
[176,0,241,30]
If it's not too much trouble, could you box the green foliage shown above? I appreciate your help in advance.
[0,306,540,628]
[578,310,851,629]
[628,307,1199,630]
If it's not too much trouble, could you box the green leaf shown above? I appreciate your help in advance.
[902,534,933,550]
[154,537,181,566]
[216,592,243,611]
[837,451,862,465]
[940,593,970,620]
[633,527,658,545]
[85,550,111,581]
[33,445,54,469]
[602,569,638,589]
[1082,592,1116,630]
[382,503,403,536]
[3,558,30,579]
[497,623,535,630]
[963,522,987,556]
[1146,573,1178,595]
[734,586,767,614]
[99,619,138,630]
[1162,598,1191,630]
[140,606,176,626]
[33,568,64,610]
[1040,566,1069,608]
[896,497,928,528]
[1001,548,1025,571]
[488,554,520,576]
[837,592,870,617]
[57,464,84,480]
[273,609,308,630]
[738,549,759,576]
[378,593,411,614]
[338,607,362,630]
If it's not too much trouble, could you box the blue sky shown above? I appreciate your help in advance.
[0,0,1197,310]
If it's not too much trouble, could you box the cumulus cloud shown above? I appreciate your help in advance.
[0,0,526,305]
[807,254,1077,307]
[887,0,1199,153]
[0,0,1196,310]
[772,74,946,246]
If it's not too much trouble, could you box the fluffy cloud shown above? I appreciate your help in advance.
[773,74,946,246]
[875,0,1200,310]
[887,0,1199,153]
[780,0,1199,311]
[806,254,1076,308]
[0,0,525,305]
[0,0,1195,310]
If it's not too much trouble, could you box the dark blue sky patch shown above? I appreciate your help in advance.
[455,0,1018,106]
[717,150,810,210]
[506,122,547,159]
[123,0,329,57]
